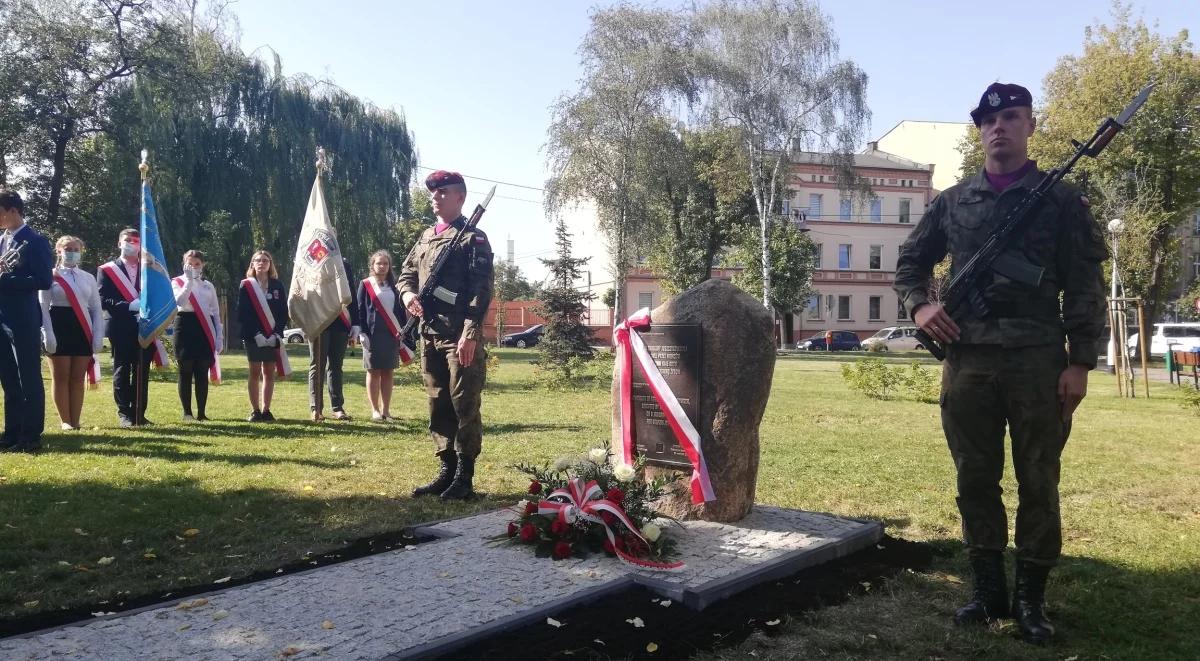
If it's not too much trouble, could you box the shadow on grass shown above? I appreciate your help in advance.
[43,434,348,469]
[488,421,587,434]
[0,476,512,635]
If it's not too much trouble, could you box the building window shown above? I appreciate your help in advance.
[869,245,882,270]
[813,243,822,269]
[837,295,851,320]
[888,178,897,185]
[638,292,653,309]
[1193,212,1200,235]
[897,297,909,320]
[809,193,823,219]
[870,198,882,223]
[840,198,852,220]
[782,199,790,216]
[1193,253,1200,279]
[899,198,911,224]
[918,180,928,187]
[806,294,821,320]
[838,244,851,270]
[868,296,881,321]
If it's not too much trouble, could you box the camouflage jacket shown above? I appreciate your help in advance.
[893,167,1108,367]
[398,216,494,342]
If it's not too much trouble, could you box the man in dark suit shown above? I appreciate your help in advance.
[0,191,54,452]
[98,228,153,427]
[308,255,359,421]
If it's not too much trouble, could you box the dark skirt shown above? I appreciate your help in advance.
[174,312,214,363]
[49,306,93,356]
[244,336,278,363]
[362,324,398,370]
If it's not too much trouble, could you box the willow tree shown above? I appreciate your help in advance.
[695,0,869,310]
[545,5,697,325]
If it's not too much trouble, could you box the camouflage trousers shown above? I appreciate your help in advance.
[940,344,1072,566]
[421,336,486,459]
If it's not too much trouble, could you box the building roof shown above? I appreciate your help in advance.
[792,150,933,173]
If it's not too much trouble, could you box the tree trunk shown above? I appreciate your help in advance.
[47,129,71,228]
[0,151,7,187]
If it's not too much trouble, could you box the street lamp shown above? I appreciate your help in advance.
[1106,218,1124,372]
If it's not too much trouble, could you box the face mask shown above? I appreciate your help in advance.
[62,251,81,267]
[120,242,139,258]
[187,266,203,278]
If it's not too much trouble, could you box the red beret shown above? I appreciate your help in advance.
[424,170,465,191]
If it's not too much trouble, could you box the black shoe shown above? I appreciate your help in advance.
[196,413,210,421]
[118,416,134,428]
[2,441,42,453]
[247,410,263,422]
[412,452,458,497]
[0,437,17,450]
[440,454,476,501]
[954,550,1009,626]
[260,410,276,422]
[135,417,153,426]
[1013,560,1055,644]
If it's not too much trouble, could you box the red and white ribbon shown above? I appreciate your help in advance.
[173,277,222,385]
[99,261,168,367]
[241,278,292,377]
[54,273,101,388]
[537,478,684,571]
[363,278,414,366]
[614,308,715,504]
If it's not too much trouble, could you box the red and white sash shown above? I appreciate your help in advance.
[54,272,101,388]
[363,278,414,365]
[173,277,222,385]
[241,278,292,377]
[99,261,168,367]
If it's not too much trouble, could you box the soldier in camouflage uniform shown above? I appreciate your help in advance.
[894,83,1107,644]
[399,170,494,501]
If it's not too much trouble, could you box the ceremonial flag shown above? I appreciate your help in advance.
[288,171,352,338]
[137,169,177,352]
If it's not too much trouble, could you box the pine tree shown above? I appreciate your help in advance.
[537,218,595,377]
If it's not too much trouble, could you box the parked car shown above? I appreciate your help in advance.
[501,324,544,348]
[796,330,862,351]
[284,328,306,344]
[1126,322,1200,358]
[860,326,924,352]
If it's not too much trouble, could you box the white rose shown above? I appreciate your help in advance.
[588,448,608,464]
[641,523,661,542]
[552,456,573,472]
[613,463,636,482]
[516,499,529,512]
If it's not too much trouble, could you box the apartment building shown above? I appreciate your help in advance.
[784,150,936,343]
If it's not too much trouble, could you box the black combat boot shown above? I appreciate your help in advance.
[439,454,476,501]
[1012,560,1055,644]
[411,451,457,497]
[953,550,1009,626]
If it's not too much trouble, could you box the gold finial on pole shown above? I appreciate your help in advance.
[139,149,150,181]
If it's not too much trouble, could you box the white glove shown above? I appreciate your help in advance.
[127,299,140,313]
[254,332,268,348]
[42,329,56,355]
[268,334,280,347]
[349,325,361,339]
[358,333,369,346]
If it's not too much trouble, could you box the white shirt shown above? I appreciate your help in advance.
[372,279,396,314]
[39,266,105,353]
[172,275,224,349]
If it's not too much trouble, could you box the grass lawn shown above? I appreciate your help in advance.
[2,347,1198,659]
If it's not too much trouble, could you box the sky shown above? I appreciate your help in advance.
[231,0,1194,282]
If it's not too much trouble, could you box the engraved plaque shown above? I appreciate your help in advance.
[631,324,701,468]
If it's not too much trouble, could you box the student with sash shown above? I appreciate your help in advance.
[172,250,223,422]
[309,255,359,422]
[355,249,411,423]
[237,249,289,422]
[98,228,156,427]
[0,191,54,453]
[39,235,104,431]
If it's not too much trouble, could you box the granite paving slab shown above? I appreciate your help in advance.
[1,506,881,660]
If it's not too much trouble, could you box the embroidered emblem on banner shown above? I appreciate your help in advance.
[304,229,335,267]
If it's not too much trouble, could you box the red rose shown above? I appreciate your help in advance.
[524,501,538,515]
[519,523,537,542]
[507,522,518,537]
[528,480,541,495]
[624,533,646,556]
[552,541,572,560]
[601,511,616,527]
[614,536,626,552]
[605,487,625,504]
[550,519,569,536]
[602,539,615,555]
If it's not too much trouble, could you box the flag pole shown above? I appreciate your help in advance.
[135,149,150,427]
[313,147,328,421]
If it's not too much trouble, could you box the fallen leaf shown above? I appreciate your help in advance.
[122,538,133,545]
[57,560,70,566]
[143,553,157,560]
[302,485,314,492]
[73,564,91,572]
[646,642,658,653]
[176,598,209,610]
[278,647,302,658]
[437,571,450,578]
[766,619,780,626]
[404,545,417,551]
[592,639,605,646]
[861,581,871,591]
[91,611,115,617]
[22,600,38,608]
[659,600,671,608]
[508,596,524,604]
[211,610,228,621]
[626,617,645,628]
[177,624,190,631]
[546,617,564,628]
[1063,657,1079,661]
[213,576,231,584]
[97,557,115,566]
[74,528,89,536]
[4,523,16,529]
[321,620,335,629]
[183,528,200,538]
[376,492,387,496]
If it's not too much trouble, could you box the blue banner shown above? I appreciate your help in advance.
[137,180,177,348]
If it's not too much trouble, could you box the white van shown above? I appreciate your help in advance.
[1126,322,1200,357]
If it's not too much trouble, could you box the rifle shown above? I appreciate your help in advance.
[400,185,497,344]
[916,83,1153,361]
